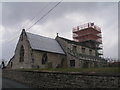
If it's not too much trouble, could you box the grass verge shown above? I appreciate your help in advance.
[17,67,120,73]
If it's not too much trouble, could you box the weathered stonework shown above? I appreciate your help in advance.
[7,29,107,69]
[8,30,33,69]
[56,36,107,68]
[7,30,66,69]
[3,70,120,88]
[32,50,67,68]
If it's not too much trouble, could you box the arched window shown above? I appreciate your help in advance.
[42,53,48,64]
[19,45,24,62]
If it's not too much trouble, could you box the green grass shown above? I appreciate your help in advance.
[17,67,120,73]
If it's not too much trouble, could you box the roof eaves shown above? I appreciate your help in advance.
[32,49,65,55]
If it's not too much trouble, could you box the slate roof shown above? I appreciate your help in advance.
[58,36,98,49]
[26,32,65,55]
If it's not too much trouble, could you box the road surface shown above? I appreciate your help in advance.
[2,78,29,88]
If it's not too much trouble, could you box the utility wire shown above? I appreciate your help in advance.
[5,0,62,43]
[5,1,56,43]
[26,0,62,31]
[22,1,54,29]
[3,34,19,43]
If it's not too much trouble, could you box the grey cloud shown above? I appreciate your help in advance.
[2,2,115,27]
[1,2,118,61]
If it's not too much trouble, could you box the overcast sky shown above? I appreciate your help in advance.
[0,1,118,61]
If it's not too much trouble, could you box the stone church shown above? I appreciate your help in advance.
[7,29,106,69]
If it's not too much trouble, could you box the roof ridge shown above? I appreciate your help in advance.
[58,36,95,49]
[26,32,55,40]
[58,36,78,43]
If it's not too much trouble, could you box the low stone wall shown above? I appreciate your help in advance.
[2,70,120,88]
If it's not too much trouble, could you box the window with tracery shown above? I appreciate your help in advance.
[42,53,48,64]
[19,45,24,62]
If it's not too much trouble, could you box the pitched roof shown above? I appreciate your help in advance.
[57,36,96,49]
[26,32,65,55]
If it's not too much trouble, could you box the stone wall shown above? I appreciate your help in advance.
[56,36,96,56]
[56,36,107,68]
[2,70,120,88]
[7,30,67,69]
[7,30,33,69]
[32,50,67,68]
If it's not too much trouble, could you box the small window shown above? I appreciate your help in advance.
[19,45,24,62]
[70,60,75,67]
[82,47,85,54]
[61,58,65,67]
[72,46,77,51]
[89,49,92,55]
[32,58,34,63]
[83,61,89,68]
[42,53,48,64]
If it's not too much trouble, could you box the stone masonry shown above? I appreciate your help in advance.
[3,70,120,88]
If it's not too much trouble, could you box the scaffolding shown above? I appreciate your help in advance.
[72,22,103,57]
